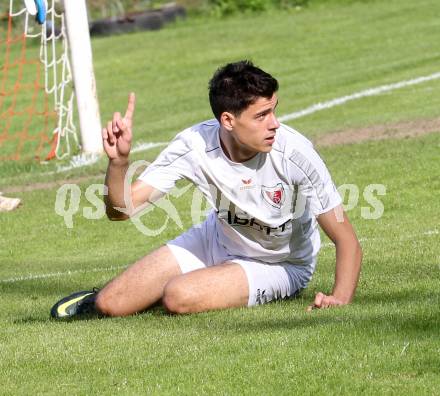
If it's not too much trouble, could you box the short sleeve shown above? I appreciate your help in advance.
[288,147,342,217]
[138,132,194,194]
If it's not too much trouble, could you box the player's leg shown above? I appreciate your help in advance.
[162,257,315,314]
[161,212,314,313]
[51,214,215,319]
[162,262,249,314]
[50,245,182,319]
[94,245,182,317]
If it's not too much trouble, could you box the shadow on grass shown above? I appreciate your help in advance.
[235,310,439,334]
[9,306,440,345]
[4,281,439,341]
[11,302,167,325]
[0,278,107,297]
[11,308,440,345]
[355,288,440,304]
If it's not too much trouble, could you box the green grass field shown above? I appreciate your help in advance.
[1,0,440,394]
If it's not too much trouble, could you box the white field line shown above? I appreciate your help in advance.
[1,229,438,284]
[0,265,127,284]
[278,71,440,122]
[51,142,168,174]
[52,153,101,173]
[131,141,168,154]
[320,229,438,248]
[52,71,440,173]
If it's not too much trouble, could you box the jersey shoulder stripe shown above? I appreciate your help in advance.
[276,124,332,210]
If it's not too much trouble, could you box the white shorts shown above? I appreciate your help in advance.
[167,216,316,306]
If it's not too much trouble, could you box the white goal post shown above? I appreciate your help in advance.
[63,0,102,155]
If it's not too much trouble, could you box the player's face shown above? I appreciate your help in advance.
[230,94,280,158]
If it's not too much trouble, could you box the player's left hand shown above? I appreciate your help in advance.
[306,292,345,311]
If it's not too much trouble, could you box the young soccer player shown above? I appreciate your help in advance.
[51,60,362,318]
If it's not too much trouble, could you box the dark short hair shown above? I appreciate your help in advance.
[208,60,279,121]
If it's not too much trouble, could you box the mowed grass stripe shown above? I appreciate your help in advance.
[1,132,439,394]
[1,0,439,394]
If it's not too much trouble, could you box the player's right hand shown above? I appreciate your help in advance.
[306,292,345,311]
[102,92,136,162]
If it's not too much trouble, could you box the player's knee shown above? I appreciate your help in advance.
[95,291,123,317]
[162,280,193,314]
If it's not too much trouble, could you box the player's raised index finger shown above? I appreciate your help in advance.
[125,92,136,120]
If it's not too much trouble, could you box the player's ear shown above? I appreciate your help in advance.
[220,111,235,131]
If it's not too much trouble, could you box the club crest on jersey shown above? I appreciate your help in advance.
[261,183,285,209]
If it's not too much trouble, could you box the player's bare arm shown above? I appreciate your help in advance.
[307,205,363,311]
[102,93,162,220]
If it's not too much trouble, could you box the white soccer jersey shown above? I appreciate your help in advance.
[139,120,341,265]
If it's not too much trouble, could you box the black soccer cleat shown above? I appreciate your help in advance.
[50,288,99,319]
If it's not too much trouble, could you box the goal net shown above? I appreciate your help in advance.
[0,0,77,161]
